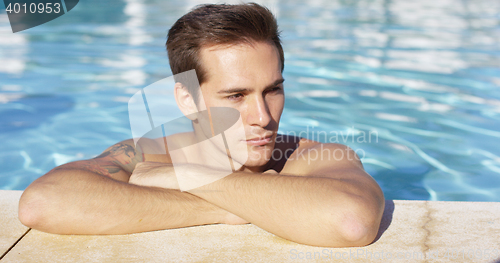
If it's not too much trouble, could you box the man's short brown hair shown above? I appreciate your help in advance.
[166,3,284,103]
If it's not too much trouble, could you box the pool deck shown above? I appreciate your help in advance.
[1,190,499,262]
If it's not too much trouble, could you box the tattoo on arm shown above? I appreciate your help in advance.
[53,160,113,177]
[53,142,145,178]
[94,142,144,174]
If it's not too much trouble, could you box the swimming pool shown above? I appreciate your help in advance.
[1,0,499,201]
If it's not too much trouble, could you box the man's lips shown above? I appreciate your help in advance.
[244,136,272,146]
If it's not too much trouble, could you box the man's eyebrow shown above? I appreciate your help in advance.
[218,88,251,94]
[217,78,285,94]
[267,78,285,89]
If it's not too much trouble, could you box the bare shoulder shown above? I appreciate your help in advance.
[99,132,195,168]
[280,137,364,176]
[161,132,196,151]
[47,139,143,182]
[50,137,172,182]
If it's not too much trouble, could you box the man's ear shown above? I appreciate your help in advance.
[174,82,198,120]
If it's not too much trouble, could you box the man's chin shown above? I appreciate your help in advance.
[244,158,270,168]
[228,143,275,170]
[243,149,273,167]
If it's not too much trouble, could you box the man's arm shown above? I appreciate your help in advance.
[18,139,241,234]
[147,142,384,247]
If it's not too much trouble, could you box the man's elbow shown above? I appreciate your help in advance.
[293,197,383,248]
[333,197,385,247]
[335,213,380,247]
[18,185,52,231]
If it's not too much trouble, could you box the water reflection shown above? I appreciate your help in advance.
[282,0,500,201]
[0,14,28,75]
[0,0,499,201]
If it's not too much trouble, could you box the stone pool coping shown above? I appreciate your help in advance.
[1,190,499,262]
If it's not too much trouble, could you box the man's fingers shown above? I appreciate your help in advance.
[223,212,250,225]
[129,162,180,190]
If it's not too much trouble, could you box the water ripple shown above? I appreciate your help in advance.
[1,0,499,201]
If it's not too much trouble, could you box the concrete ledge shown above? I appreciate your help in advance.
[0,191,29,257]
[1,190,499,262]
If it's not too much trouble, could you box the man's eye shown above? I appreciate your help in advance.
[267,86,282,93]
[227,93,243,100]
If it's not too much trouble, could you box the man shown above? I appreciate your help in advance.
[18,3,384,247]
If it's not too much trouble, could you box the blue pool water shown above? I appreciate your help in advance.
[1,0,499,201]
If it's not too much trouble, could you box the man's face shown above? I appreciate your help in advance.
[197,41,285,170]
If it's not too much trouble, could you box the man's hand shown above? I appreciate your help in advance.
[129,162,180,190]
[222,169,278,225]
[129,161,250,225]
[222,211,250,225]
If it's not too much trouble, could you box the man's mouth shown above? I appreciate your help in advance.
[244,135,273,146]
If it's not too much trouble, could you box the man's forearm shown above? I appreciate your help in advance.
[184,167,383,247]
[19,169,226,234]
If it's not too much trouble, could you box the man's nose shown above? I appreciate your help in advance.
[246,95,272,128]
